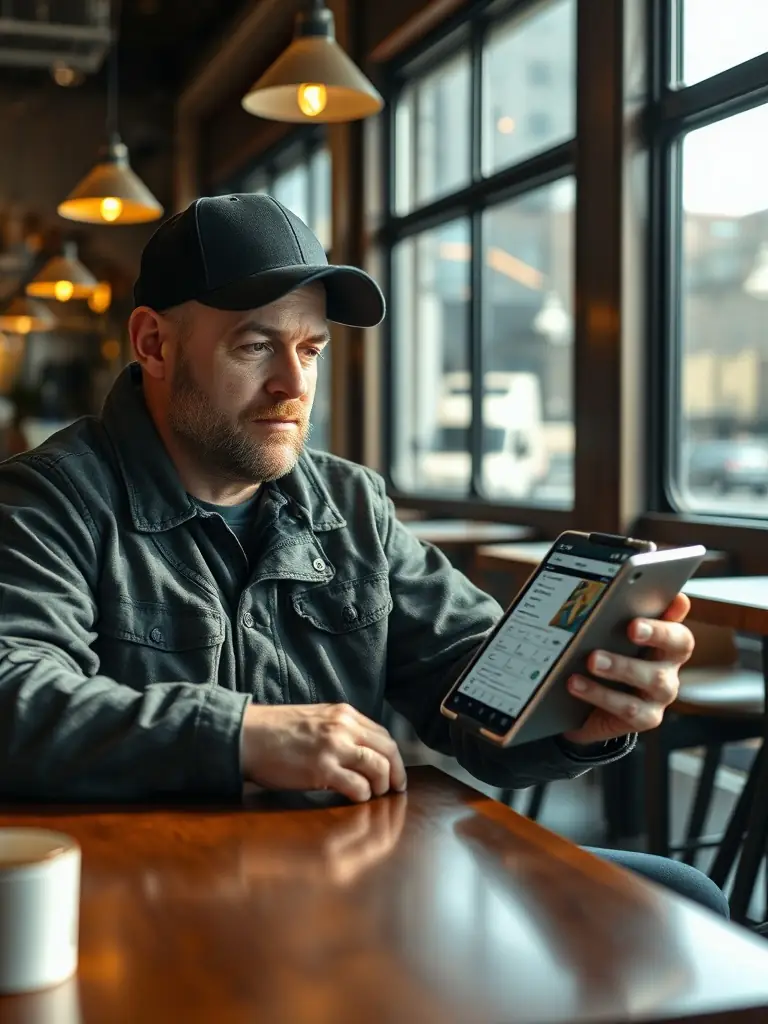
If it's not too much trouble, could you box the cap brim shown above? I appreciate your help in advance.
[197,265,386,328]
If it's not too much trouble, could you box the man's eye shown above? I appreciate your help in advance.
[240,342,270,354]
[304,348,324,360]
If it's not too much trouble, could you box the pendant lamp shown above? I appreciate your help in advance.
[533,291,572,345]
[0,297,57,335]
[57,2,163,225]
[26,243,98,303]
[242,0,383,123]
[88,281,113,314]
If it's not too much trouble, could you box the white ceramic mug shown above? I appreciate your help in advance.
[0,828,81,994]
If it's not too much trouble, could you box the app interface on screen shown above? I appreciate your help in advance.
[453,539,631,728]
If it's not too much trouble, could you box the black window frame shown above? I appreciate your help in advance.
[646,0,768,533]
[221,126,328,234]
[378,0,577,518]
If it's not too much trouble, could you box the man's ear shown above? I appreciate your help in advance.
[130,307,167,380]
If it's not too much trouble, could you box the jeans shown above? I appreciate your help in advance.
[585,848,730,918]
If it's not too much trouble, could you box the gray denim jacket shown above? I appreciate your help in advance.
[0,364,633,799]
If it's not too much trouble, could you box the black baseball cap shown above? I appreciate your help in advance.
[133,193,385,328]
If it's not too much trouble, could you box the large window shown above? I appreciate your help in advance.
[654,3,768,518]
[234,135,332,450]
[384,0,576,508]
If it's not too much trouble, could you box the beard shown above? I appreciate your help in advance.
[168,347,311,484]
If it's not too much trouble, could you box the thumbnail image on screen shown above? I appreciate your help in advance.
[548,579,607,634]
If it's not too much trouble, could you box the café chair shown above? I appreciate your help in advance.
[643,623,764,858]
[644,665,764,862]
[504,625,764,856]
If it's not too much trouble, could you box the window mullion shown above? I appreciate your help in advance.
[469,14,485,497]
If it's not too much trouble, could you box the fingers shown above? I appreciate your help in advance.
[568,676,664,731]
[663,592,691,623]
[328,704,407,794]
[321,761,373,804]
[623,616,695,661]
[322,746,394,802]
[585,649,679,705]
[355,725,408,793]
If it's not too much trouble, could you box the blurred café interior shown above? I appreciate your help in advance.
[4,0,768,1019]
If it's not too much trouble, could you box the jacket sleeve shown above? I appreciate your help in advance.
[380,495,634,790]
[0,456,250,800]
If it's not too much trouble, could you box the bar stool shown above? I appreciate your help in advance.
[644,665,765,866]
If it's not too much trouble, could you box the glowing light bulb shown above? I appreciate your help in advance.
[54,280,75,302]
[89,282,112,314]
[297,83,327,118]
[15,317,32,335]
[100,197,123,222]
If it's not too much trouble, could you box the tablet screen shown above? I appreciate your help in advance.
[444,537,633,733]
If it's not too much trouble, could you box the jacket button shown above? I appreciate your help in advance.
[342,605,358,624]
[242,612,254,628]
[312,558,326,573]
[150,628,163,644]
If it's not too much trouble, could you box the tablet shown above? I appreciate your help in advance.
[440,531,706,747]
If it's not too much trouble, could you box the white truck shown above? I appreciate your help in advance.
[419,370,549,501]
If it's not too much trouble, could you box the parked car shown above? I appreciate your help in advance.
[685,438,768,496]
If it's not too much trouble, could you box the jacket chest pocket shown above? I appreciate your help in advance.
[94,598,225,689]
[289,572,392,707]
[292,571,392,633]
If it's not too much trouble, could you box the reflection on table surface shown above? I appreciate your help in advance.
[2,767,768,1024]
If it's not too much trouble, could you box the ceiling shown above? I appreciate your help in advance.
[118,0,250,94]
[0,0,250,96]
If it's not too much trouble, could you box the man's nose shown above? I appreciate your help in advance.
[265,352,308,401]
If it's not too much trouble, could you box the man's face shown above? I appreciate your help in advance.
[163,284,328,484]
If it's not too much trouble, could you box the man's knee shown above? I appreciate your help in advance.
[584,847,730,919]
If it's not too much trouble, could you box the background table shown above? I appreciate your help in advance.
[3,767,768,1023]
[404,519,532,548]
[478,541,730,591]
[402,520,533,585]
[685,577,768,634]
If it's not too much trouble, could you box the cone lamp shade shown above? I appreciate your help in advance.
[58,136,163,225]
[26,242,98,302]
[0,297,57,334]
[242,1,382,123]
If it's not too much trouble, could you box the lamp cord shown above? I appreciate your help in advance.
[106,0,122,141]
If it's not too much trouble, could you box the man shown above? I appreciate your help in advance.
[0,195,726,916]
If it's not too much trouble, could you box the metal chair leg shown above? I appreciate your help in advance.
[680,744,723,867]
[709,747,763,890]
[729,746,768,923]
[526,784,546,821]
[644,727,671,856]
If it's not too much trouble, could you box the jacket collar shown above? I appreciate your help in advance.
[101,362,346,534]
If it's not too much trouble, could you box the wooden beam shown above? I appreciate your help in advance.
[367,0,470,63]
[328,0,366,462]
[573,0,644,533]
[173,0,298,208]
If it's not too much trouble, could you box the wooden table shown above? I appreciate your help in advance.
[404,519,532,548]
[478,541,731,583]
[685,577,768,634]
[3,767,768,1024]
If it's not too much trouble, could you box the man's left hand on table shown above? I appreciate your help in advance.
[562,592,694,748]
